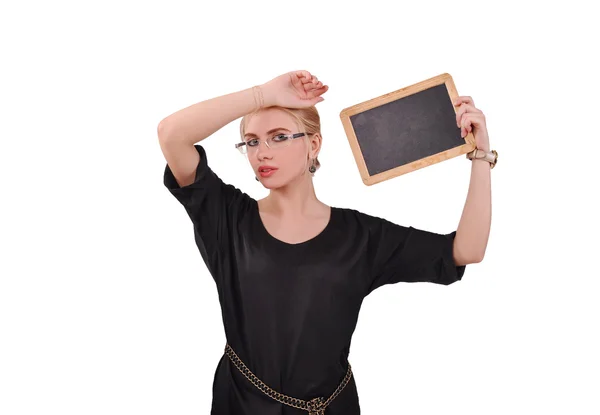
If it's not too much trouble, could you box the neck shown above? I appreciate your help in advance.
[263,173,324,218]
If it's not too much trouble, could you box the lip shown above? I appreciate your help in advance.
[259,168,278,178]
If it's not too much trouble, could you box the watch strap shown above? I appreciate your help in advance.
[466,149,498,168]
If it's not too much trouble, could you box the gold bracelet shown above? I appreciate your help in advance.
[252,86,259,110]
[258,85,264,108]
[252,85,264,110]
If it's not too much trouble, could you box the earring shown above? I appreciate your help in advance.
[308,159,317,174]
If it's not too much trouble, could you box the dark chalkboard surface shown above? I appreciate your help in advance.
[340,73,476,185]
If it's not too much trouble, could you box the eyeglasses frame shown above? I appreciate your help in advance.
[235,132,311,155]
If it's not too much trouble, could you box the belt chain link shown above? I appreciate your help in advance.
[224,343,352,415]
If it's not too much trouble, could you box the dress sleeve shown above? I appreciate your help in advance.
[366,216,466,295]
[163,144,248,279]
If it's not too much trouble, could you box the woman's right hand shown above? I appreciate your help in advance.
[260,70,329,109]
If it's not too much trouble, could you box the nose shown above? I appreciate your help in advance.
[255,140,272,160]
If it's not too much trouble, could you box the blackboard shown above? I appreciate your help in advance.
[339,73,476,186]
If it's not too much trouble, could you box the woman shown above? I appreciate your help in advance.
[158,70,492,414]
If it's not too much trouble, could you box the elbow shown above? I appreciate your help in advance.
[157,118,173,142]
[471,252,485,264]
[457,252,484,265]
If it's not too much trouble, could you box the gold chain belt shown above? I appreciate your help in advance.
[224,343,353,415]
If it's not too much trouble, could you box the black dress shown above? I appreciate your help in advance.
[163,144,467,415]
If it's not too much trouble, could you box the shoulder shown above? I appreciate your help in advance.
[164,143,256,217]
[334,205,388,226]
[331,206,395,237]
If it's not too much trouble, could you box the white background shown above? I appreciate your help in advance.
[2,0,599,414]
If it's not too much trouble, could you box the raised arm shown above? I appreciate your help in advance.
[156,70,328,188]
[157,86,262,188]
[452,95,494,263]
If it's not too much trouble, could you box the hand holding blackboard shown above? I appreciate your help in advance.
[339,73,476,186]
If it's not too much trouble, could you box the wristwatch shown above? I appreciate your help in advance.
[466,148,498,169]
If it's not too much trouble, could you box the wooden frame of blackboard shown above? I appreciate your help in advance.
[339,73,476,186]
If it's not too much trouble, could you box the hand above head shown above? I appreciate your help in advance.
[260,70,329,109]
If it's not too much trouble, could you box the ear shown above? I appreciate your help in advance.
[310,133,322,158]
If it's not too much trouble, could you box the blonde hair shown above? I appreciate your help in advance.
[239,106,321,173]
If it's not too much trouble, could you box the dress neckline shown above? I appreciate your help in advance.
[253,199,336,247]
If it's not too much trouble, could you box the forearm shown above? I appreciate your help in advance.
[454,158,492,264]
[157,86,266,145]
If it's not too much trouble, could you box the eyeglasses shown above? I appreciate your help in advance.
[235,132,309,155]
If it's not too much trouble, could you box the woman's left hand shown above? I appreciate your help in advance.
[453,96,490,151]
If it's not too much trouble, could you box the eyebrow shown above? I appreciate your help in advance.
[244,127,291,138]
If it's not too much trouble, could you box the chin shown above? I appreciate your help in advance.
[261,181,282,190]
[261,176,291,189]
